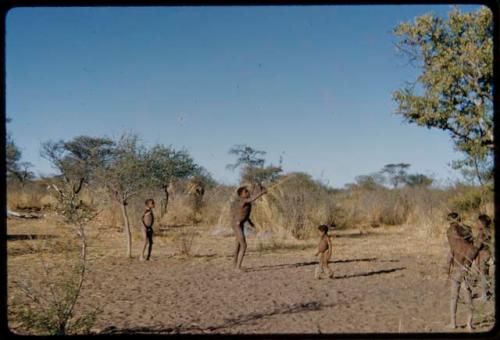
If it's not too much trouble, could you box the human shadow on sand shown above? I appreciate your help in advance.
[245,257,399,272]
[333,266,406,279]
[101,300,340,334]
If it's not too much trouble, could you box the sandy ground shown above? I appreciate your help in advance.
[7,215,495,334]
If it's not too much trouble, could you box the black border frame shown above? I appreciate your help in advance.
[1,0,498,338]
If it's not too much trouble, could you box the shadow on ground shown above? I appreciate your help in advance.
[246,257,400,272]
[7,234,58,241]
[101,300,342,334]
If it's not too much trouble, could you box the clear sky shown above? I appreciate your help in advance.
[6,5,482,188]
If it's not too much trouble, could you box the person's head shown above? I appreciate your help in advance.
[477,214,492,229]
[237,186,250,199]
[447,212,460,223]
[145,198,155,209]
[318,224,329,235]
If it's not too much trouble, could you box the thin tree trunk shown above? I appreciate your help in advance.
[121,202,132,258]
[473,156,484,186]
[161,186,169,218]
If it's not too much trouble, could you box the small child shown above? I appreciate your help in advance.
[140,198,155,261]
[314,224,334,279]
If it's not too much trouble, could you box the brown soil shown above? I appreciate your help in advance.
[7,216,495,334]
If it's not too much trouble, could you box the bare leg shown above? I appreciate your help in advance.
[146,233,153,260]
[325,262,334,279]
[324,251,334,278]
[448,277,460,329]
[479,253,490,300]
[233,225,247,270]
[315,254,324,279]
[236,237,247,270]
[464,279,474,331]
[140,229,147,261]
[233,238,240,268]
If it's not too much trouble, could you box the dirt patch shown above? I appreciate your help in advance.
[7,218,495,334]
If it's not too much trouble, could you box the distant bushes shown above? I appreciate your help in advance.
[7,173,494,241]
[448,184,493,214]
[7,179,57,211]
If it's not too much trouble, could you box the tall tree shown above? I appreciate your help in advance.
[380,163,411,188]
[145,145,201,218]
[6,118,33,183]
[42,136,115,186]
[98,133,150,258]
[41,135,114,198]
[227,144,282,186]
[392,7,493,183]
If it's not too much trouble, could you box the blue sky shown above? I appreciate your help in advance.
[6,5,482,187]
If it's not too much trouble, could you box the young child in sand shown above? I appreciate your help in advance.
[140,198,155,261]
[314,224,334,279]
[231,184,267,271]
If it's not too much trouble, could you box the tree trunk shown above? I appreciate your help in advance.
[160,186,170,218]
[121,202,132,258]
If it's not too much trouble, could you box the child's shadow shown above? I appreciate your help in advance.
[246,257,399,272]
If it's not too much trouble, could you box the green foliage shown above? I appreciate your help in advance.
[146,144,201,190]
[393,6,493,179]
[13,263,99,335]
[448,185,492,213]
[352,173,386,191]
[226,144,266,171]
[41,135,115,189]
[12,167,98,335]
[6,118,34,183]
[99,133,150,203]
[227,144,282,185]
[241,165,283,186]
[380,163,411,188]
[405,173,433,187]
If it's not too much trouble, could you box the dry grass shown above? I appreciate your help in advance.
[171,227,199,256]
[7,176,494,247]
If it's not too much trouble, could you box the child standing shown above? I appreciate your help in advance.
[314,224,334,279]
[140,199,155,261]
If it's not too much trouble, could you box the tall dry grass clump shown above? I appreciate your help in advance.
[7,179,58,212]
[246,173,338,239]
[334,186,412,229]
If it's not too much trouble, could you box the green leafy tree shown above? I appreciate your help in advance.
[227,144,282,186]
[354,173,386,191]
[380,163,411,189]
[405,173,434,187]
[98,133,150,258]
[145,145,201,218]
[392,7,493,183]
[6,118,34,183]
[41,136,115,194]
[14,135,106,335]
[226,144,266,171]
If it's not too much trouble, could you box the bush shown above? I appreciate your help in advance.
[448,185,492,214]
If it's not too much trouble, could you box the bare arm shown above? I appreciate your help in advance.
[247,218,255,228]
[244,187,268,203]
[447,251,453,279]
